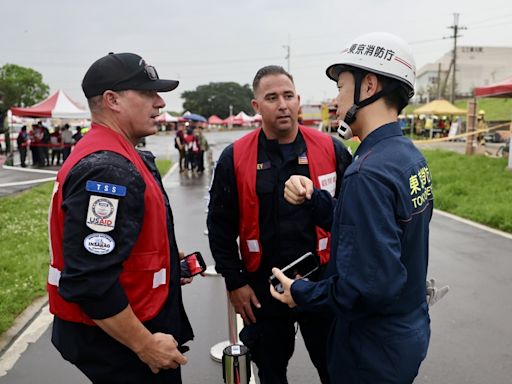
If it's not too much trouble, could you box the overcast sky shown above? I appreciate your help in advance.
[2,0,511,114]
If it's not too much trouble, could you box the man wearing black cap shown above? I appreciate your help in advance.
[47,52,193,383]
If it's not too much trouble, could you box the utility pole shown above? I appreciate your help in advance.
[447,13,466,103]
[437,63,442,99]
[283,35,291,72]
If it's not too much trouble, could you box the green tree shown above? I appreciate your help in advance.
[181,82,254,118]
[0,64,49,152]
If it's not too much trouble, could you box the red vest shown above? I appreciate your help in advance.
[48,124,170,325]
[233,126,337,272]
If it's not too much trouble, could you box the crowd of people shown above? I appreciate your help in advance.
[45,30,445,384]
[15,122,82,167]
[174,124,209,173]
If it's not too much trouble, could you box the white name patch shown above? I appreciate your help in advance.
[86,195,118,232]
[83,233,115,255]
[318,171,337,197]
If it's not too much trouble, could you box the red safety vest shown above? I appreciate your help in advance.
[233,126,337,272]
[48,123,170,325]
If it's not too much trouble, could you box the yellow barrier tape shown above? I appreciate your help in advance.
[413,122,510,145]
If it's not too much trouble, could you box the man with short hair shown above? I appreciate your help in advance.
[208,65,352,383]
[272,32,433,383]
[48,52,193,384]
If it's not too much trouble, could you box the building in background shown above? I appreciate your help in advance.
[415,46,512,102]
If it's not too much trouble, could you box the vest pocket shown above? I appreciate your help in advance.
[123,250,163,271]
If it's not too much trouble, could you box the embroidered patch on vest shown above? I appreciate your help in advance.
[86,195,118,232]
[86,180,127,197]
[83,233,115,255]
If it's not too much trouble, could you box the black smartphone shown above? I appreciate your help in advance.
[269,252,319,293]
[180,251,206,278]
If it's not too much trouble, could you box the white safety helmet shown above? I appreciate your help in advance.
[326,32,416,97]
[326,32,416,139]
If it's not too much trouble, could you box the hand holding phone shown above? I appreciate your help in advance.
[180,252,206,278]
[269,252,319,293]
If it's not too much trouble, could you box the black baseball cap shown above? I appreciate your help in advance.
[81,52,179,98]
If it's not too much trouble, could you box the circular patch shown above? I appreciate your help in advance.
[92,198,114,219]
[83,233,115,255]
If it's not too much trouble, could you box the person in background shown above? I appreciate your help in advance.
[195,128,209,173]
[73,126,83,143]
[48,52,193,384]
[41,123,51,166]
[183,126,198,172]
[50,126,63,166]
[208,65,352,383]
[61,123,74,161]
[174,125,186,173]
[16,125,29,167]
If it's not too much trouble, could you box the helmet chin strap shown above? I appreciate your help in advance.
[338,71,401,140]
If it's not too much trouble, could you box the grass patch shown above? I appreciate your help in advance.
[155,159,171,176]
[0,159,172,336]
[337,136,512,232]
[423,150,512,232]
[0,182,54,335]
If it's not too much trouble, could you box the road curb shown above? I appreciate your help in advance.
[0,296,49,358]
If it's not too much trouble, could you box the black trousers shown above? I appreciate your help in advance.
[19,147,27,166]
[239,311,332,384]
[52,320,182,384]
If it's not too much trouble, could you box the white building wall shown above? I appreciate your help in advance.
[415,46,512,99]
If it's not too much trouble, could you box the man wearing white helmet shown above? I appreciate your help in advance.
[271,32,433,383]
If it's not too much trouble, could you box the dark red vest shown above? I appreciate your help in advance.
[48,124,170,325]
[233,126,337,272]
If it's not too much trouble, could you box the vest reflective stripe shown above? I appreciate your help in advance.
[49,265,167,291]
[233,126,336,272]
[47,124,170,325]
[152,268,167,288]
[48,266,61,286]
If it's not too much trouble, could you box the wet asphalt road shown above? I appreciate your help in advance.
[0,130,511,383]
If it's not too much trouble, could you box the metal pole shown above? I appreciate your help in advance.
[210,293,240,362]
[508,122,512,170]
[465,99,476,155]
[228,105,233,130]
[451,13,459,104]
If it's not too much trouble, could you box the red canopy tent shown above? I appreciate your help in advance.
[222,115,244,125]
[474,77,512,98]
[155,112,179,123]
[208,115,224,125]
[10,90,89,119]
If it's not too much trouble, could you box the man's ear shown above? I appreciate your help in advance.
[251,99,259,114]
[364,73,380,97]
[103,91,121,111]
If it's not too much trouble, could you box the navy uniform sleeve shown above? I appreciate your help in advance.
[206,145,248,291]
[58,151,145,320]
[309,137,352,231]
[292,171,406,319]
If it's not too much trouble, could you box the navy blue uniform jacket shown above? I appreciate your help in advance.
[292,123,433,383]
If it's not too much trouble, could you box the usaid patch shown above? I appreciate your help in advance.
[83,233,115,255]
[86,180,127,197]
[86,195,118,232]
